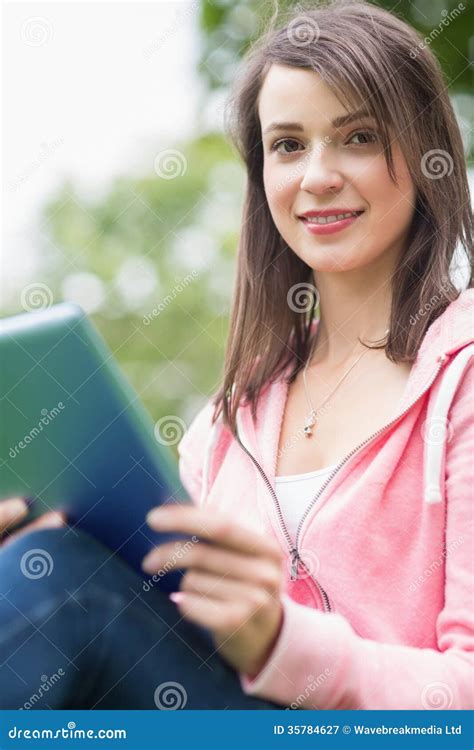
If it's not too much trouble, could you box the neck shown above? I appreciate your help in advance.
[310,264,393,367]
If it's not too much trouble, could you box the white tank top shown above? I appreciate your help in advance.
[274,464,338,542]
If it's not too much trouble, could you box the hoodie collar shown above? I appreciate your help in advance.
[235,364,292,478]
[397,288,474,412]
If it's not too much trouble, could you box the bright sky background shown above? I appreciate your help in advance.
[2,1,206,302]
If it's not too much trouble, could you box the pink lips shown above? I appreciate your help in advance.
[299,210,364,236]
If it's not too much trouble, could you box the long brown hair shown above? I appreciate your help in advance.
[210,0,473,436]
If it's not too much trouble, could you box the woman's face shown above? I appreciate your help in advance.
[258,64,416,275]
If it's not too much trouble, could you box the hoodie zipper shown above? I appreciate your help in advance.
[234,354,447,611]
[234,434,333,607]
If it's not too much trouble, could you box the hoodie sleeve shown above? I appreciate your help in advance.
[238,362,474,710]
[177,399,217,508]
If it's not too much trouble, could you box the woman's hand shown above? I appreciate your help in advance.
[142,504,286,677]
[0,497,65,546]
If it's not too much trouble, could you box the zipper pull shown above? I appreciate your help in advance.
[290,548,299,580]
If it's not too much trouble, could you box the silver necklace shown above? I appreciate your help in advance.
[302,335,368,438]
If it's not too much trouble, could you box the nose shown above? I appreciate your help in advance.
[299,145,344,194]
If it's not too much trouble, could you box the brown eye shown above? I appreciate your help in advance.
[347,130,378,145]
[271,138,303,155]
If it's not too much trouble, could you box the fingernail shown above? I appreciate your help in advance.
[169,592,185,604]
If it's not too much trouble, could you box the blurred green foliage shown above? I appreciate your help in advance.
[39,133,244,434]
[10,0,473,444]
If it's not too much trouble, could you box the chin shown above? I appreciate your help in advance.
[298,246,362,274]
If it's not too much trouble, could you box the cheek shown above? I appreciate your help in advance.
[341,150,411,233]
[349,155,389,199]
[369,160,416,225]
[263,161,298,215]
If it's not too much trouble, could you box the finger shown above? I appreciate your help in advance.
[180,569,259,602]
[147,505,284,563]
[169,590,243,635]
[0,498,28,534]
[27,511,66,530]
[2,511,65,547]
[179,570,279,618]
[142,540,283,592]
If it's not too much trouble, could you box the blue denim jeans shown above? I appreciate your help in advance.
[0,528,284,709]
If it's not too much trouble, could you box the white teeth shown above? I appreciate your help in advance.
[304,211,360,225]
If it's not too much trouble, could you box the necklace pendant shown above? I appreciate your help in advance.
[303,411,317,438]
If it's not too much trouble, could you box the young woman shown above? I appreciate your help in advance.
[1,0,473,710]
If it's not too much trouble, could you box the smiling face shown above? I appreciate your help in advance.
[258,64,417,275]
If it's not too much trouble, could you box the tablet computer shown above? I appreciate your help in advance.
[0,302,193,592]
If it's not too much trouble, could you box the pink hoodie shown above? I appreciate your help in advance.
[177,289,474,710]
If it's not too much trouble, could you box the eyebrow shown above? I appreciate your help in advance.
[262,108,374,136]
